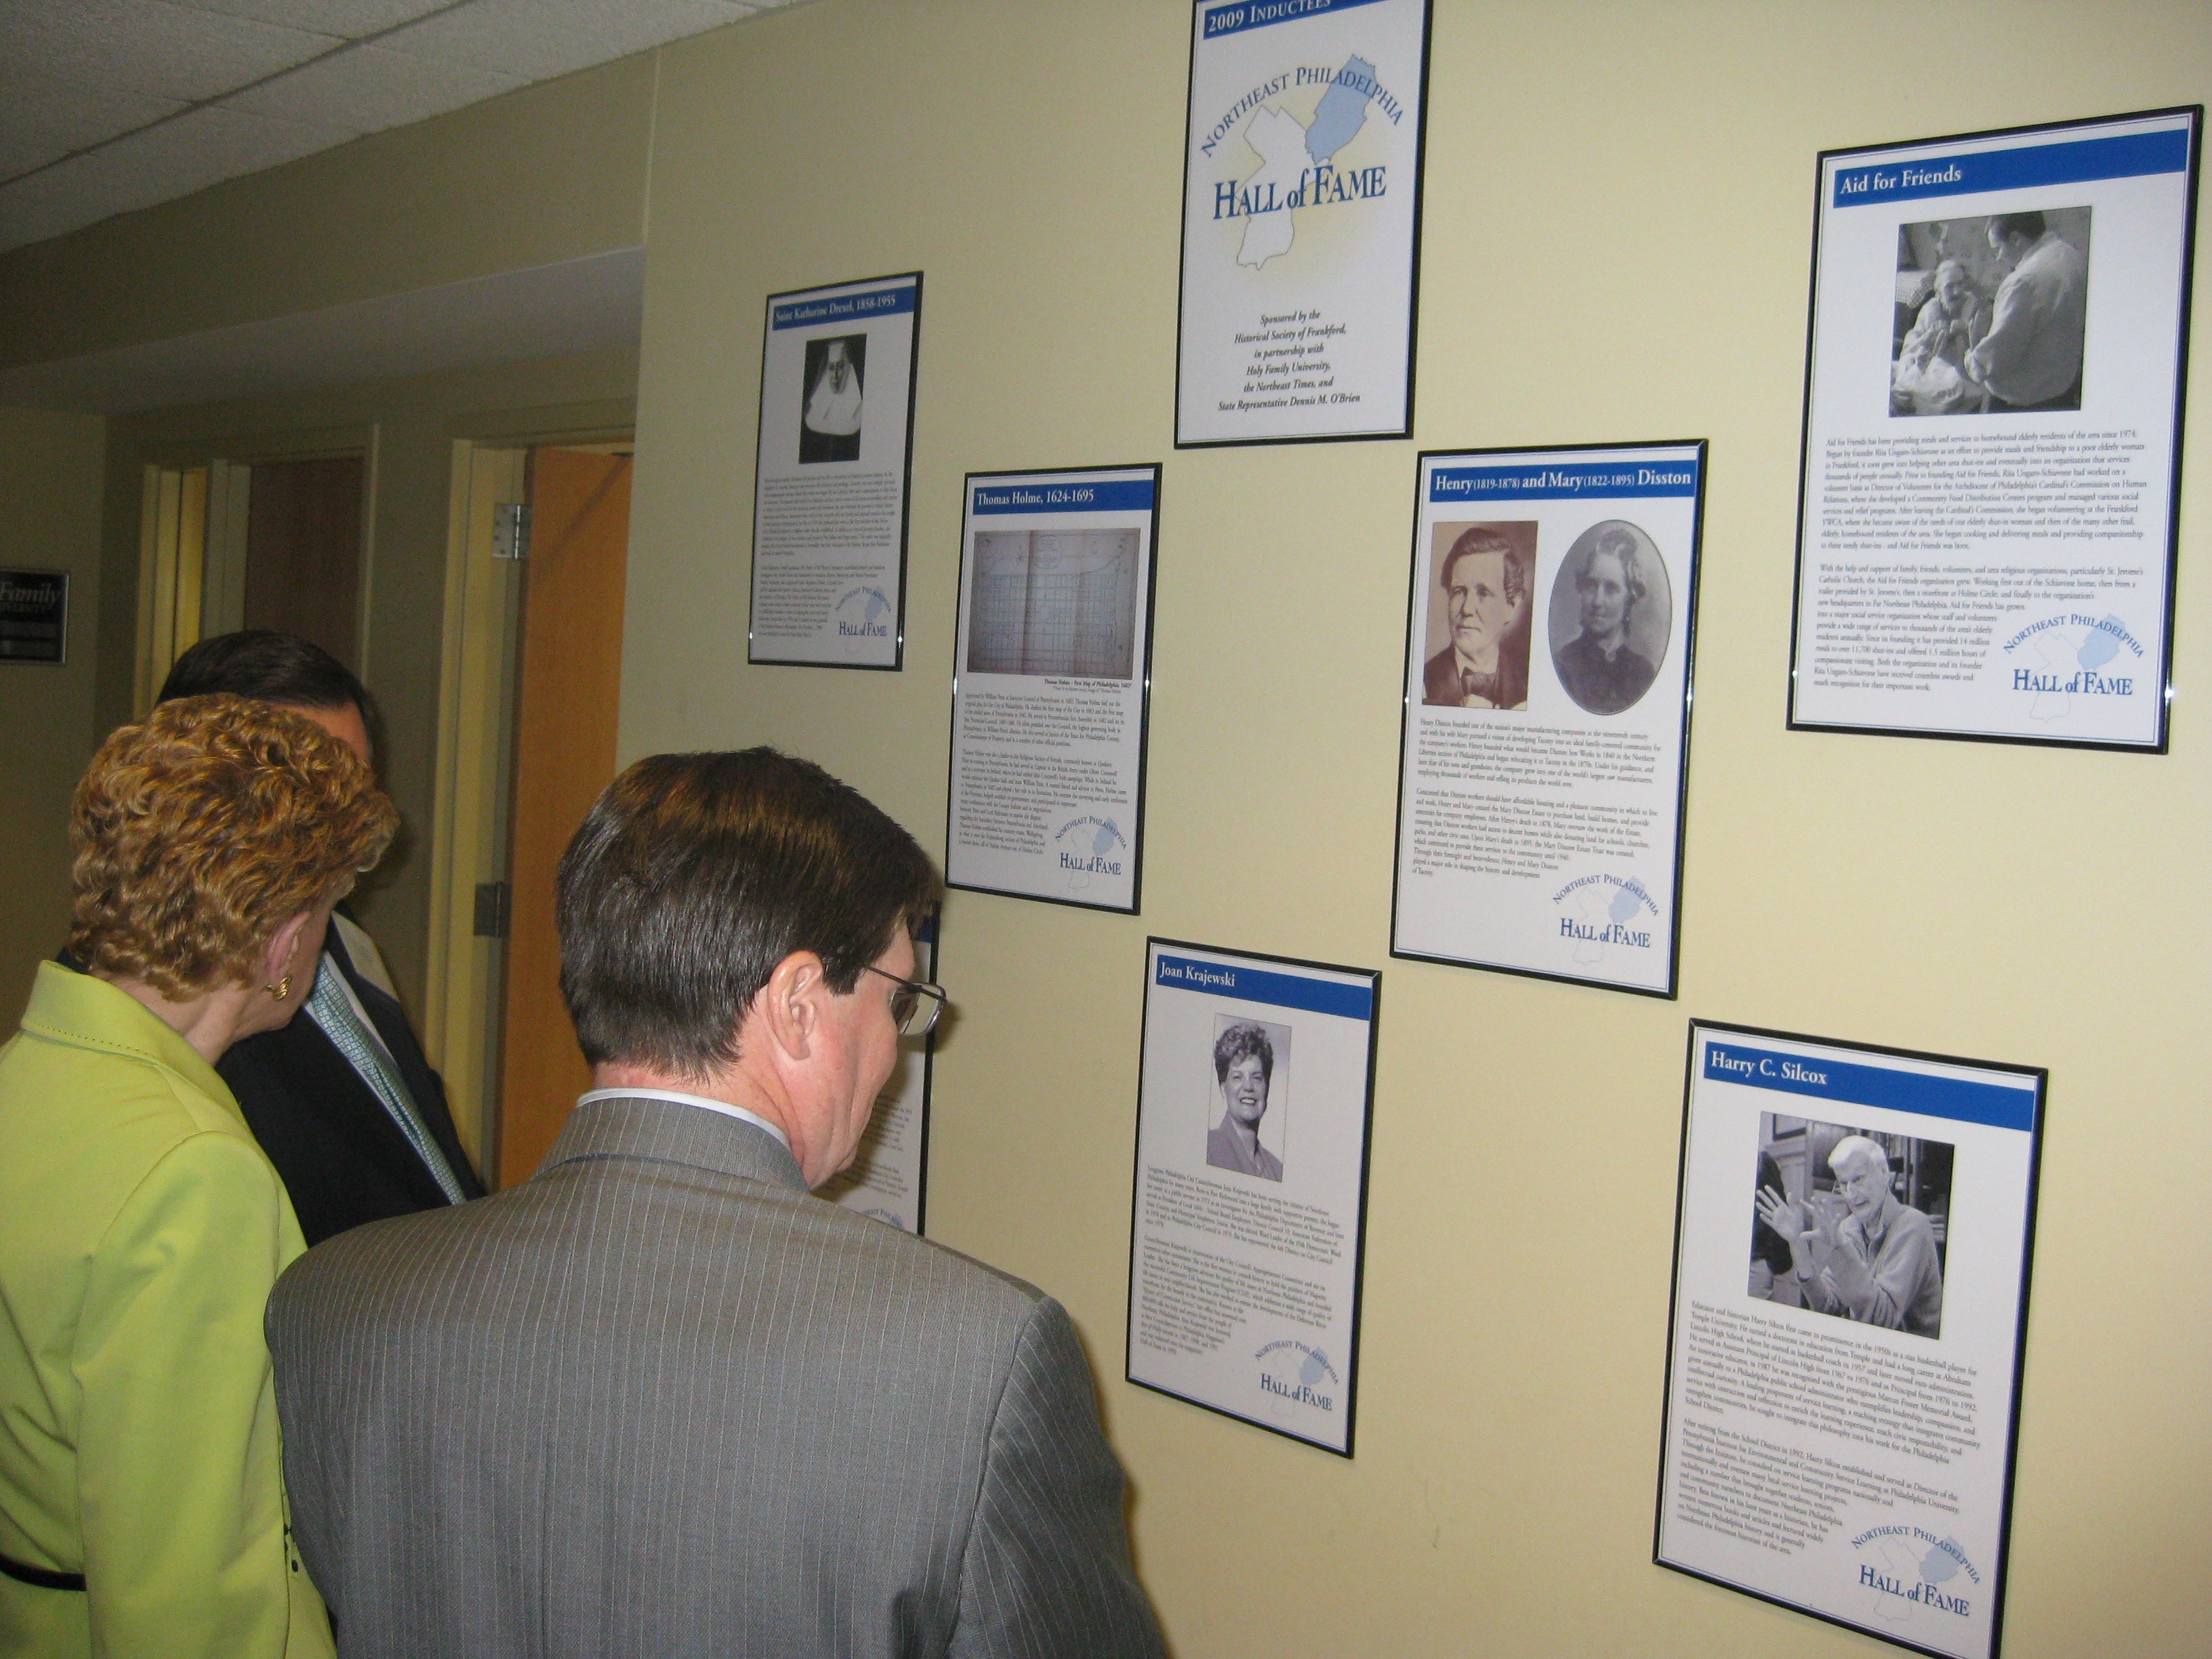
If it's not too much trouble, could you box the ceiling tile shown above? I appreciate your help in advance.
[0,100,352,252]
[0,0,342,104]
[378,0,753,83]
[164,0,460,41]
[228,41,523,131]
[0,73,186,184]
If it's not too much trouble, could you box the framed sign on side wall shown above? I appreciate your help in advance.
[1391,441,1705,996]
[749,271,924,669]
[1175,0,1432,447]
[1127,939,1379,1456]
[0,570,67,664]
[945,466,1161,914]
[1788,106,2200,750]
[1656,1021,2046,1659]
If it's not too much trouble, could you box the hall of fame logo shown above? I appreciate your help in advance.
[834,585,893,638]
[1052,815,1127,888]
[1254,1338,1339,1418]
[1996,611,2144,720]
[1551,872,1658,963]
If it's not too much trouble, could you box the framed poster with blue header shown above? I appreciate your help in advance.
[749,271,922,668]
[945,465,1161,913]
[819,906,939,1235]
[1175,0,1432,447]
[1127,939,1379,1456]
[1390,441,1706,996]
[1788,107,2200,750]
[1657,1021,2047,1659]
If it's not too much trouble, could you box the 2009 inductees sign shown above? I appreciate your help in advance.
[1176,0,1431,447]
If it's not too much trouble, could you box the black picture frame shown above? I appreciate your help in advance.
[1786,106,2201,752]
[943,463,1163,916]
[1172,0,1435,449]
[1654,1019,2048,1659]
[747,270,924,671]
[1387,439,1707,998]
[0,569,68,665]
[1124,936,1381,1458]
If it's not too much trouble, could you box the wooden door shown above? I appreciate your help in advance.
[244,456,365,669]
[496,448,632,1187]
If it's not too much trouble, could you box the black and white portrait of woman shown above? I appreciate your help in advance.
[1204,1018,1289,1183]
[798,333,866,463]
[1547,521,1671,716]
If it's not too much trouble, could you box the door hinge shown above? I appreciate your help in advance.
[492,502,531,560]
[472,882,512,939]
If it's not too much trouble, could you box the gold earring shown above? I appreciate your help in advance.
[265,975,291,1001]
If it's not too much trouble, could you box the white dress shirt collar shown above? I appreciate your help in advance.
[575,1087,792,1152]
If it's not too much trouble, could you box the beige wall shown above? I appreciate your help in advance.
[0,47,658,1025]
[624,2,2211,1654]
[0,54,653,369]
[98,348,638,1021]
[0,407,106,1025]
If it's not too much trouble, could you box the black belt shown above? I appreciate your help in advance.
[0,1552,84,1591]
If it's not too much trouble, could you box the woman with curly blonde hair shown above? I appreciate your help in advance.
[0,695,396,1659]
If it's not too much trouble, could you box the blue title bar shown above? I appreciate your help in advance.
[1202,0,1391,41]
[1832,127,2189,209]
[1702,1042,2036,1132]
[973,478,1154,516]
[771,282,917,331]
[1155,954,1372,1021]
[1429,460,1699,504]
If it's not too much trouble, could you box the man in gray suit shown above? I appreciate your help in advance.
[268,749,1164,1658]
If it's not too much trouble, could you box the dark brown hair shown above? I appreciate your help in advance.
[68,695,398,996]
[1213,1021,1275,1086]
[556,748,935,1076]
[1440,525,1530,607]
[160,629,374,720]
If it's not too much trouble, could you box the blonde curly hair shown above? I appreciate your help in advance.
[67,694,399,998]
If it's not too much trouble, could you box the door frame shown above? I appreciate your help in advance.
[130,424,378,715]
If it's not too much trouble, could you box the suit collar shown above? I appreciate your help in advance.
[542,1094,809,1193]
[17,959,237,1114]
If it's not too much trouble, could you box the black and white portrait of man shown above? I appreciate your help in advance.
[1420,522,1536,711]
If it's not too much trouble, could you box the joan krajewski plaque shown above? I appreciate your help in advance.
[1127,940,1379,1456]
[1176,0,1431,447]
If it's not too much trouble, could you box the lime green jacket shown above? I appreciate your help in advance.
[0,962,334,1659]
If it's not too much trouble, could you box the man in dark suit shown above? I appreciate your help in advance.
[159,632,484,1242]
[267,749,1165,1658]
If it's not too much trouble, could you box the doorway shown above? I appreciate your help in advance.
[242,456,366,669]
[135,445,368,712]
[497,447,632,1186]
[426,439,632,1187]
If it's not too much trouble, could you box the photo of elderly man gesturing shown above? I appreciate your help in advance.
[1755,1132,1946,1339]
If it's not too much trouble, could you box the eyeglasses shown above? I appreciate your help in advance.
[863,965,948,1038]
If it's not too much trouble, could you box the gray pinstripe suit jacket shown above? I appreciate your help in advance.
[266,1096,1165,1658]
